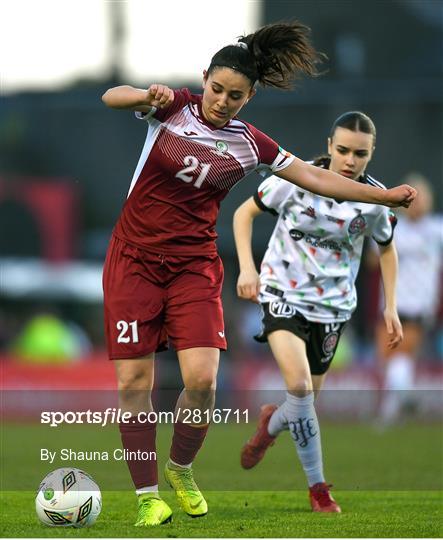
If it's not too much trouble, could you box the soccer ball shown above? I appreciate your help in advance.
[35,468,101,528]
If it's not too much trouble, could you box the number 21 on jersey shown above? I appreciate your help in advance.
[116,320,139,343]
[175,155,211,188]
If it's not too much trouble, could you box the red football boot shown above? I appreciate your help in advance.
[240,404,278,469]
[309,482,341,513]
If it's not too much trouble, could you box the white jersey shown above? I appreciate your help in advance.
[394,214,443,319]
[255,166,396,323]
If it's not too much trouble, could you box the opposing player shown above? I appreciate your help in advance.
[234,111,404,512]
[376,173,442,424]
[101,22,416,527]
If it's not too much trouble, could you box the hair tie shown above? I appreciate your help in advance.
[208,42,258,84]
[234,41,248,51]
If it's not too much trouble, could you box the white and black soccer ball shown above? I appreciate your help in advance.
[35,468,102,528]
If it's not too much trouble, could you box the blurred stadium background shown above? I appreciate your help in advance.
[1,0,442,418]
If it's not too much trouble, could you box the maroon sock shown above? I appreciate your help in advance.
[119,416,157,489]
[170,421,209,465]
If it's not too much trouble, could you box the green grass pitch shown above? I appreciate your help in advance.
[1,421,442,537]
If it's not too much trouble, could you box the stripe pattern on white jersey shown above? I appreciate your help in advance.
[155,126,244,190]
[115,88,295,256]
[130,99,293,195]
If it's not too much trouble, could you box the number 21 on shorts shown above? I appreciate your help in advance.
[116,320,139,343]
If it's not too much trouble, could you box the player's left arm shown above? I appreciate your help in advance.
[276,157,416,208]
[378,241,403,349]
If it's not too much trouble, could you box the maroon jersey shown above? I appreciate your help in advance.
[113,88,294,256]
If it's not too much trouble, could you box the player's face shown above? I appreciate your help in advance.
[328,127,374,180]
[201,68,255,128]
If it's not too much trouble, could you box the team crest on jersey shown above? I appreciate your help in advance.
[210,140,229,158]
[348,215,367,234]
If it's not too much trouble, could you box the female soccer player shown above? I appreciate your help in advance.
[101,22,415,526]
[376,174,442,424]
[234,111,404,513]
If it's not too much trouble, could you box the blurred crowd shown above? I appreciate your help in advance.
[1,174,441,385]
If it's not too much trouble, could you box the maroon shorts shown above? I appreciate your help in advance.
[103,236,227,359]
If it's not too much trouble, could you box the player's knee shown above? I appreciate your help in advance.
[186,374,216,392]
[287,378,313,397]
[117,369,151,391]
[183,373,217,411]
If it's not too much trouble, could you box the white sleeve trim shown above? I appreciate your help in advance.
[134,108,157,122]
[269,150,295,173]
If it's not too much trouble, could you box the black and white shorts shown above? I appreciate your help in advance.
[255,301,347,375]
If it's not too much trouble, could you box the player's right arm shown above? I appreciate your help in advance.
[101,84,174,112]
[233,197,264,303]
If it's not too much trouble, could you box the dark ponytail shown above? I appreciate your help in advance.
[208,21,325,88]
